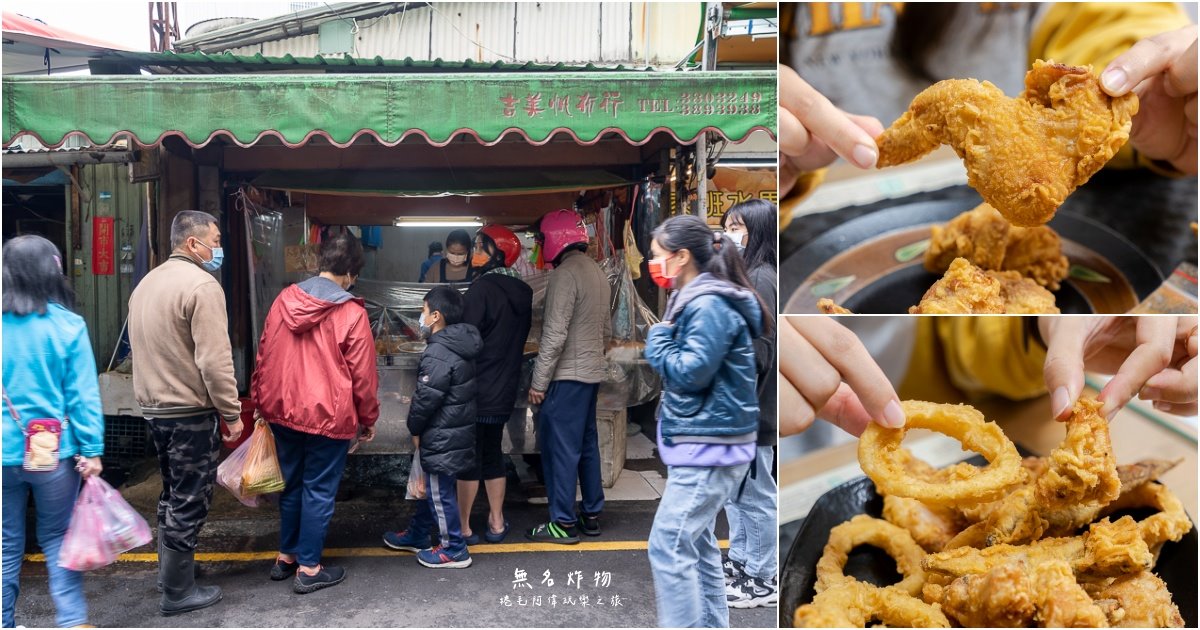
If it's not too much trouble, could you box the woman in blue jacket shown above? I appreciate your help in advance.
[2,235,105,628]
[642,214,773,628]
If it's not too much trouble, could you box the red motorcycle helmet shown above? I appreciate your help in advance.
[478,224,522,267]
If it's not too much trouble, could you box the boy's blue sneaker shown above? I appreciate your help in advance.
[383,529,431,552]
[416,545,472,569]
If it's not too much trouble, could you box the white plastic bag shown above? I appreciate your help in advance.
[406,450,426,500]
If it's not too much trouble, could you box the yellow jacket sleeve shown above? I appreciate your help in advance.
[1031,2,1192,173]
[899,317,1047,403]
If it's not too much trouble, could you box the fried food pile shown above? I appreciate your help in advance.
[926,203,1070,290]
[876,60,1138,227]
[794,399,1191,628]
[910,258,1060,314]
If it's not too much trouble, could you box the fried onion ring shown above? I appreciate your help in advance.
[858,401,1025,506]
[794,583,951,628]
[815,514,928,596]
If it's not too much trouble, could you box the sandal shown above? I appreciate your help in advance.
[484,520,510,543]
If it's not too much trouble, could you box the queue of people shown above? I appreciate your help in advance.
[1,202,780,627]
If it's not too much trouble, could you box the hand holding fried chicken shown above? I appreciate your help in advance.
[876,61,1138,226]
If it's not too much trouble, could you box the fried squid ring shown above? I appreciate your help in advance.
[794,583,951,628]
[815,515,928,596]
[1101,481,1193,550]
[858,401,1025,506]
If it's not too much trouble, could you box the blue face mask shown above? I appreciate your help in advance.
[194,240,224,272]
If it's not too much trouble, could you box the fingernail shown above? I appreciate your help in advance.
[1101,67,1129,93]
[852,143,878,169]
[1154,401,1174,413]
[883,400,906,428]
[1139,387,1162,400]
[1144,373,1169,389]
[1102,402,1119,420]
[1051,386,1071,419]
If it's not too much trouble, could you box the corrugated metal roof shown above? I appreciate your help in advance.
[90,50,655,75]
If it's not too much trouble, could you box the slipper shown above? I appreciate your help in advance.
[484,520,510,543]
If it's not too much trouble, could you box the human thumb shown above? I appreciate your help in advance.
[1042,319,1088,420]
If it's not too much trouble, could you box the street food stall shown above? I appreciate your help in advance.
[2,66,775,485]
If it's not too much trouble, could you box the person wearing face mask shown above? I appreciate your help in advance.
[718,200,780,608]
[526,209,611,544]
[456,225,532,544]
[642,214,773,628]
[128,210,243,616]
[249,231,379,593]
[424,230,475,284]
[383,286,482,569]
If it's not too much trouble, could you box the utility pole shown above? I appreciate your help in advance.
[149,2,180,52]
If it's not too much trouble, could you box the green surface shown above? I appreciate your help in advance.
[3,71,775,148]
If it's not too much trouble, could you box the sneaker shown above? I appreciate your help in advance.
[726,574,778,609]
[723,556,747,584]
[293,565,346,594]
[576,512,601,537]
[525,521,580,544]
[416,545,473,569]
[383,529,432,552]
[269,557,299,581]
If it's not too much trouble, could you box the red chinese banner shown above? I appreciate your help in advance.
[92,216,115,275]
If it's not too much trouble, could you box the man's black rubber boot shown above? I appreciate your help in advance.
[159,548,222,616]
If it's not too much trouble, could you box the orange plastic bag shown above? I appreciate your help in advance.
[241,419,286,496]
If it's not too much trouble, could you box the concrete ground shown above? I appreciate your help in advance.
[12,433,777,628]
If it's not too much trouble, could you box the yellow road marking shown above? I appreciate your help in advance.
[26,540,730,563]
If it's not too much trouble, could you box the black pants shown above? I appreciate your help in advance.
[459,421,507,482]
[147,413,221,553]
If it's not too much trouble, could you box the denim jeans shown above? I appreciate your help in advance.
[648,463,749,628]
[725,446,778,580]
[273,423,351,567]
[2,463,87,628]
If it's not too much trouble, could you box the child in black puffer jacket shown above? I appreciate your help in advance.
[382,286,482,569]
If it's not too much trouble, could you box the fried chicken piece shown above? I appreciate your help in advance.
[997,270,1061,313]
[910,257,1006,313]
[939,561,1037,627]
[816,298,852,314]
[926,203,1071,289]
[926,516,1152,581]
[937,559,1109,628]
[877,60,1138,226]
[911,258,1059,314]
[1086,571,1185,628]
[947,399,1120,548]
[882,495,968,553]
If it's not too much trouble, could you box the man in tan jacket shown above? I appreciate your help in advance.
[128,210,243,616]
[526,209,611,544]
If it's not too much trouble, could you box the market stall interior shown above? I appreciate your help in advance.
[1,35,775,485]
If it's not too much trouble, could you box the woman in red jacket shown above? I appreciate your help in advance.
[251,232,380,594]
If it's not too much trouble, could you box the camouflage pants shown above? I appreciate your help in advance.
[146,413,221,553]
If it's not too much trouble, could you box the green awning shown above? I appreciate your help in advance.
[2,71,774,149]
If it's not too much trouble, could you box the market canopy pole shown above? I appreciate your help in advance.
[2,71,775,150]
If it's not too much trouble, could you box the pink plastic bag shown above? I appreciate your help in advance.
[59,476,152,571]
[217,437,260,507]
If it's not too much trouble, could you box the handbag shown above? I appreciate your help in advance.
[4,392,65,472]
